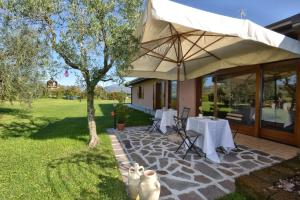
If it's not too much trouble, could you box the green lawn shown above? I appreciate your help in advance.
[0,99,151,200]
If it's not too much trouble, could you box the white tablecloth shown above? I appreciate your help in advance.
[154,109,177,133]
[186,117,235,163]
[261,108,293,127]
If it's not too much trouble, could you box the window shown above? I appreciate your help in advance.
[169,81,177,109]
[137,85,144,99]
[261,65,296,133]
[217,73,256,125]
[202,76,214,116]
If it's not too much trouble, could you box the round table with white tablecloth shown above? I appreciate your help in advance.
[186,117,235,163]
[154,109,177,133]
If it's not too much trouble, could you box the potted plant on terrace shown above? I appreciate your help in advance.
[116,103,129,131]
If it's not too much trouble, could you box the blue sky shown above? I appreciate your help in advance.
[57,0,300,87]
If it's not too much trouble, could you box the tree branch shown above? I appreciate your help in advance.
[43,15,83,71]
[101,77,113,82]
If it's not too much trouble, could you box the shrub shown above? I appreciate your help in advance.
[116,103,130,123]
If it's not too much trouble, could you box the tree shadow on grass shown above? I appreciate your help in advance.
[0,102,151,141]
[46,149,128,200]
[0,115,90,142]
[0,107,30,117]
[29,117,89,142]
[0,116,56,139]
[1,106,112,141]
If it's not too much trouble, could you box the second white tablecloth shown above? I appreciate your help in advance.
[155,109,177,133]
[186,117,235,163]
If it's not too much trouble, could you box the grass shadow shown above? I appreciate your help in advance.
[1,102,151,141]
[0,107,33,120]
[0,116,56,139]
[46,149,128,200]
[29,117,89,142]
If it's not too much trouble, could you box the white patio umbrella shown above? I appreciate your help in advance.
[129,0,300,113]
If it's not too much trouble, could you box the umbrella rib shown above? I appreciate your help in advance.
[184,36,224,61]
[168,24,199,37]
[132,36,176,63]
[169,24,183,64]
[178,36,187,79]
[141,46,177,63]
[153,38,177,72]
[186,54,212,62]
[169,24,180,63]
[169,23,180,36]
[181,35,221,60]
[142,52,177,63]
[184,33,237,37]
[141,30,199,45]
[180,32,206,62]
[141,35,176,45]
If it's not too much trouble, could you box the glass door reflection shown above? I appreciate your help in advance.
[261,66,296,133]
[217,73,256,125]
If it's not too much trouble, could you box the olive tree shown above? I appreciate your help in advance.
[0,20,48,104]
[1,0,142,147]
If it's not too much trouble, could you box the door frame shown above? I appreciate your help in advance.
[259,60,299,146]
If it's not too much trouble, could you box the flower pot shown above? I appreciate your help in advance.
[128,163,144,200]
[117,123,125,131]
[138,170,160,200]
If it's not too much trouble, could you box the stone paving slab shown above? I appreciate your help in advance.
[107,127,282,200]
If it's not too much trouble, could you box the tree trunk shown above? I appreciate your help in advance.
[87,87,99,148]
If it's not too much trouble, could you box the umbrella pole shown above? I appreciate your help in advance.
[177,63,180,117]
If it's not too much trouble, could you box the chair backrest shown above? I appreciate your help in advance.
[173,115,186,137]
[181,107,190,118]
[226,112,243,123]
[180,107,190,128]
[173,115,184,131]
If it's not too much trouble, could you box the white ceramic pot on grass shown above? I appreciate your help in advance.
[128,163,144,200]
[138,170,160,200]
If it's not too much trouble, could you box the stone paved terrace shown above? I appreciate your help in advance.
[108,126,286,200]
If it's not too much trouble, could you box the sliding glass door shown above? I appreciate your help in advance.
[198,60,299,144]
[261,65,297,134]
[217,73,256,128]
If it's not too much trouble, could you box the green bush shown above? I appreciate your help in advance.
[116,103,130,123]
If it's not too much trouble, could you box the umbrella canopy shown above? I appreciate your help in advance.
[129,0,300,81]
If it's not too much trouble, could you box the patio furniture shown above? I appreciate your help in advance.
[152,109,177,133]
[173,107,190,130]
[173,116,203,159]
[186,117,235,163]
[148,116,163,134]
[129,0,300,118]
[226,112,244,148]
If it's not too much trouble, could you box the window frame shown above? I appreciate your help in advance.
[137,85,144,99]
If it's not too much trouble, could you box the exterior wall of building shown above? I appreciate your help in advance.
[179,79,197,116]
[131,79,156,110]
[163,79,197,116]
[131,79,198,116]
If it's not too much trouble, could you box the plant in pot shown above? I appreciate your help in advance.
[116,103,129,131]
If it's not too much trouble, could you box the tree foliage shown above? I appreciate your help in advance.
[1,0,142,147]
[0,21,49,104]
[2,0,141,83]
